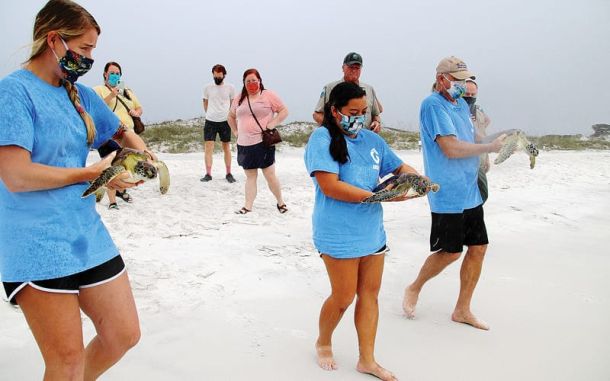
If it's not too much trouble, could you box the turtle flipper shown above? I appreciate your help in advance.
[362,189,403,203]
[494,136,519,165]
[81,166,126,198]
[154,160,170,194]
[94,187,106,202]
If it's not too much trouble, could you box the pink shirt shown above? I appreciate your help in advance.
[230,90,285,146]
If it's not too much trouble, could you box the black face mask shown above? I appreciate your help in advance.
[463,96,476,106]
[213,77,223,85]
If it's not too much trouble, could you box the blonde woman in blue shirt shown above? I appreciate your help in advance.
[0,0,154,378]
[305,82,422,381]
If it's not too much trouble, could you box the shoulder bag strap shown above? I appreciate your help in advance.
[246,94,265,132]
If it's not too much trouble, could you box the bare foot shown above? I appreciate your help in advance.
[451,311,490,330]
[315,342,337,371]
[357,361,398,381]
[402,286,418,319]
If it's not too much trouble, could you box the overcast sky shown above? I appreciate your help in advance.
[1,0,609,136]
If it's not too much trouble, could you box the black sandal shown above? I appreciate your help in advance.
[235,207,251,214]
[276,204,288,214]
[116,190,133,203]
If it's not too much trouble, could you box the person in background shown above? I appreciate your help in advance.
[306,82,423,381]
[313,52,383,133]
[94,61,143,208]
[0,0,152,378]
[402,56,505,330]
[227,68,288,214]
[464,79,492,202]
[201,64,237,183]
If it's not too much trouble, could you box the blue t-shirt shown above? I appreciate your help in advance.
[420,92,482,213]
[0,69,120,282]
[304,127,402,258]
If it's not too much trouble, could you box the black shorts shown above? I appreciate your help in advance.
[430,205,488,253]
[98,139,121,158]
[2,255,126,305]
[204,120,231,142]
[237,142,275,170]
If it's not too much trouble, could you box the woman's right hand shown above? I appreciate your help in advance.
[87,152,138,190]
[87,151,116,179]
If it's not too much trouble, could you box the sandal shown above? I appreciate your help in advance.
[235,207,251,214]
[108,202,119,210]
[276,204,288,214]
[116,190,133,203]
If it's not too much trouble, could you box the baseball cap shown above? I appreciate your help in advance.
[436,56,475,80]
[343,52,363,66]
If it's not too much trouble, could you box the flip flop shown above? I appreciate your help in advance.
[235,207,251,214]
[276,204,288,214]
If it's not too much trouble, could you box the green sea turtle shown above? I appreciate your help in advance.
[492,130,539,169]
[82,148,170,199]
[362,173,440,203]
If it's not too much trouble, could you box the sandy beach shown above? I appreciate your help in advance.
[1,147,609,380]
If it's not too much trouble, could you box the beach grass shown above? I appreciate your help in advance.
[140,118,610,153]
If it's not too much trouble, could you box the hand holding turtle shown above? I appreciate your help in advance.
[106,171,141,191]
[88,151,116,179]
[488,134,507,153]
[362,173,440,203]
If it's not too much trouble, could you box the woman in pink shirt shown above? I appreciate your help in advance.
[228,68,289,214]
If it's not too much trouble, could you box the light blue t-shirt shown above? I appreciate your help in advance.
[420,92,482,213]
[304,127,402,258]
[0,69,120,282]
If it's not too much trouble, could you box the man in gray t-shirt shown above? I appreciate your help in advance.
[312,52,383,133]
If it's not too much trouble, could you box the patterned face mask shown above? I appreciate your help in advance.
[443,75,466,100]
[52,38,94,83]
[337,111,365,136]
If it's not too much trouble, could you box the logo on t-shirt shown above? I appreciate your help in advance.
[370,148,380,170]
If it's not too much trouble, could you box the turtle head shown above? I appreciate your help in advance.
[134,161,158,180]
[526,143,539,157]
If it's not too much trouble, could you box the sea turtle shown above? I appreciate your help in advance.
[492,130,539,169]
[82,148,170,199]
[362,173,440,203]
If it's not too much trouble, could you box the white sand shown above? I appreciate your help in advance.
[1,147,609,380]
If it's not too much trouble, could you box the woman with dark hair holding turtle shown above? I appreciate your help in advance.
[305,81,424,381]
[0,0,149,378]
[94,61,145,209]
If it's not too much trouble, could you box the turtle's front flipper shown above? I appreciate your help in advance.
[362,189,402,203]
[155,161,170,194]
[494,135,519,165]
[81,166,126,198]
[94,187,106,202]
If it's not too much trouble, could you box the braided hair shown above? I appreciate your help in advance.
[29,0,100,145]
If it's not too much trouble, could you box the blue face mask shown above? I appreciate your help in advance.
[337,111,365,136]
[444,75,466,99]
[107,73,121,87]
